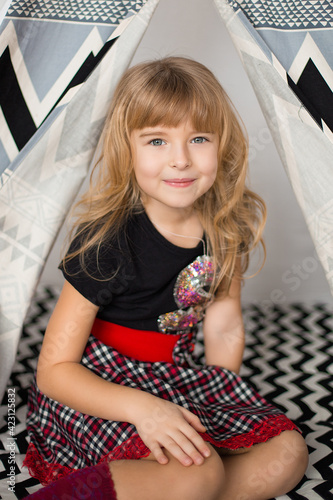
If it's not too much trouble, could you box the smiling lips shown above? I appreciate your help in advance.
[163,178,196,188]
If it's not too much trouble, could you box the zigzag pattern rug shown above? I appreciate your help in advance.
[0,286,332,499]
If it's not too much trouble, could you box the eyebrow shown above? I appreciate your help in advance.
[138,130,166,138]
[137,129,215,138]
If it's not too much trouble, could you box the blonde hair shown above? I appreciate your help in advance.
[64,57,266,293]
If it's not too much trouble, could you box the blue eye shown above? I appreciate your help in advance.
[150,139,165,146]
[192,137,207,143]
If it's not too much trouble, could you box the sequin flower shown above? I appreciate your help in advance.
[158,255,214,333]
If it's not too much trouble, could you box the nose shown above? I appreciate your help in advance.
[169,143,191,169]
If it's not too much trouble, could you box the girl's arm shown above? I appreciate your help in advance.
[37,280,210,466]
[36,279,135,421]
[203,274,245,373]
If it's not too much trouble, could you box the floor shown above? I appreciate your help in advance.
[0,286,332,499]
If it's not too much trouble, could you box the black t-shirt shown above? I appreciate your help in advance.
[60,212,213,332]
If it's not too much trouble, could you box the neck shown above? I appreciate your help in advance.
[146,216,204,250]
[144,203,203,240]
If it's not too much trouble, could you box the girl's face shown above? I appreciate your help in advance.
[130,120,219,219]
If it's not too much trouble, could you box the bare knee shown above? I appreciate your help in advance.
[109,446,225,500]
[266,430,308,492]
[145,446,225,500]
[217,430,308,500]
[184,445,225,500]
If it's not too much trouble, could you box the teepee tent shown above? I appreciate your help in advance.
[0,0,332,404]
[214,0,333,295]
[0,0,161,401]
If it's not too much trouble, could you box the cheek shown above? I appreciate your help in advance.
[203,166,218,194]
[198,148,218,175]
[205,158,218,184]
[135,164,158,185]
[133,159,159,194]
[207,171,217,191]
[135,150,161,175]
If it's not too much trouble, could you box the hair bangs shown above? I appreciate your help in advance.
[125,70,222,134]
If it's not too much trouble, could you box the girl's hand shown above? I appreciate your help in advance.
[131,395,211,466]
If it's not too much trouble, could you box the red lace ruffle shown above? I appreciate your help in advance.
[23,443,73,486]
[24,414,298,486]
[201,414,299,450]
[23,436,151,486]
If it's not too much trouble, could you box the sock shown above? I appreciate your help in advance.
[25,462,117,499]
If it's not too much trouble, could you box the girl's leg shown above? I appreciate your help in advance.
[109,446,225,500]
[219,430,308,500]
[25,445,225,500]
[25,430,307,500]
[109,430,307,500]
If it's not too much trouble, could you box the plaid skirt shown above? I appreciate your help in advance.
[24,333,298,486]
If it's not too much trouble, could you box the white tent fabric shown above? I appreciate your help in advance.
[0,0,10,24]
[0,0,160,401]
[214,0,333,295]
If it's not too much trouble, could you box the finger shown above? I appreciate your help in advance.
[181,408,207,432]
[178,410,211,459]
[170,430,207,465]
[160,437,195,467]
[180,425,211,460]
[149,443,169,465]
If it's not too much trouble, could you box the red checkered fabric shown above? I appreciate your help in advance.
[24,333,298,485]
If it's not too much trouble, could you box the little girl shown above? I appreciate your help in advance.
[24,57,308,500]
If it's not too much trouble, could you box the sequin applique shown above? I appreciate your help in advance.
[157,255,214,333]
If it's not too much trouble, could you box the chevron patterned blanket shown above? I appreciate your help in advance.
[0,287,332,499]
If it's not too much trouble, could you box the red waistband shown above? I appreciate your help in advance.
[91,318,184,364]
